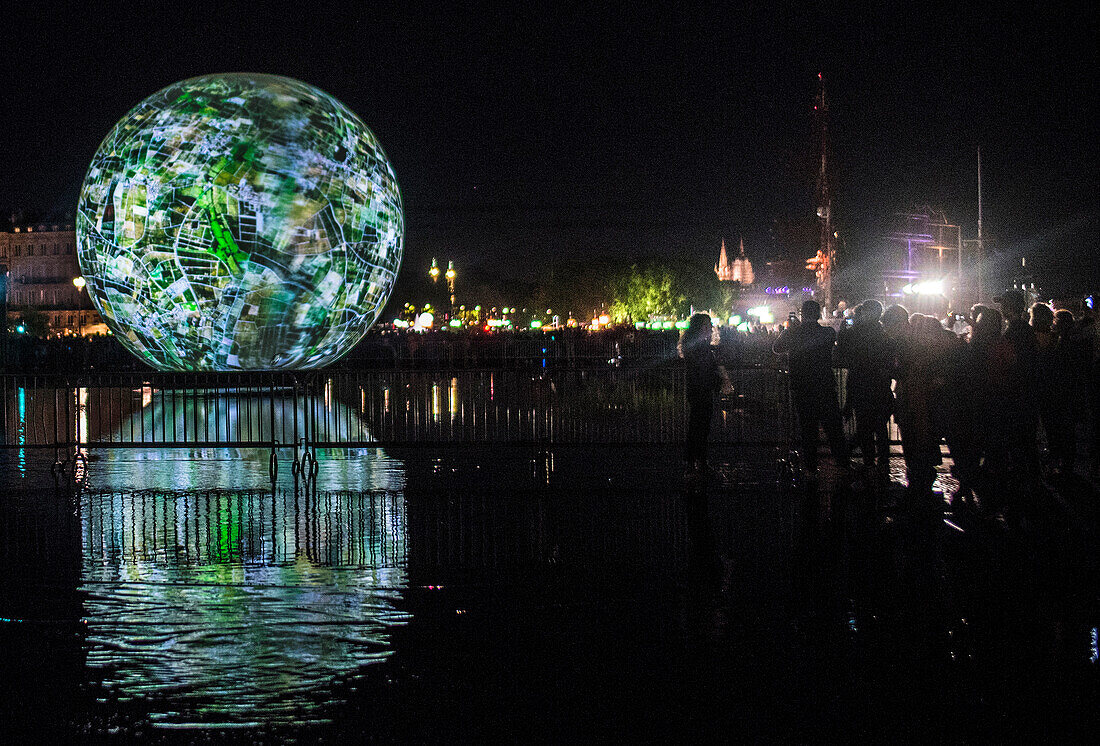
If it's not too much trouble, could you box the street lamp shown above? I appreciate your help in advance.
[429,258,440,282]
[73,276,87,289]
[445,261,456,311]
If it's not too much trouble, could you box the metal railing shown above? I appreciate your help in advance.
[0,365,795,450]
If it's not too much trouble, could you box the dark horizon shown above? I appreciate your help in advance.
[5,4,1096,295]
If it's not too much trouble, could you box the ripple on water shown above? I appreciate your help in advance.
[79,488,409,728]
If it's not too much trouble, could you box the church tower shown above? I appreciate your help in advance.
[715,237,754,285]
[715,239,731,281]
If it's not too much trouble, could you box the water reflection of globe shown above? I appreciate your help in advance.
[76,73,403,371]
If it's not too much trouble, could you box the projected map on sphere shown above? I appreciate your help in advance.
[76,73,403,370]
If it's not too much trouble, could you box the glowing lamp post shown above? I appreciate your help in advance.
[445,261,456,312]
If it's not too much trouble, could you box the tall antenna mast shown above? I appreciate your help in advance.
[977,146,983,301]
[814,72,835,312]
[977,146,983,241]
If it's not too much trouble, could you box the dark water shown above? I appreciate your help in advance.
[1,446,1097,740]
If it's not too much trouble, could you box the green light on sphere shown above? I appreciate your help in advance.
[76,73,404,371]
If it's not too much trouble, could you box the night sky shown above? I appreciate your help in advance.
[5,3,1096,295]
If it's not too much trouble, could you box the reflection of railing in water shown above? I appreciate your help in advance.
[76,488,409,728]
[0,367,797,448]
[82,489,407,570]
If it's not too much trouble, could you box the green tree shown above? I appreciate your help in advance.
[607,263,685,323]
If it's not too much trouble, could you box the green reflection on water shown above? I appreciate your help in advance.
[80,488,408,728]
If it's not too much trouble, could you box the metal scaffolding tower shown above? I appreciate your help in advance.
[813,73,836,312]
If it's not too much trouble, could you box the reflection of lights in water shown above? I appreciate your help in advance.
[76,388,90,480]
[384,387,390,415]
[450,377,459,419]
[490,373,494,401]
[360,386,365,412]
[91,446,405,493]
[110,391,371,449]
[75,387,89,445]
[142,384,153,408]
[80,489,409,727]
[431,382,440,423]
[17,387,26,478]
[533,450,554,484]
[91,391,402,492]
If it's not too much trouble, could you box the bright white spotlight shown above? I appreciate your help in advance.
[916,279,946,295]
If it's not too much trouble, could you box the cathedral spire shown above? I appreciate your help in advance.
[716,236,754,285]
[715,238,729,277]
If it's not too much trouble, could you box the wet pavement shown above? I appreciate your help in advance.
[0,445,1097,741]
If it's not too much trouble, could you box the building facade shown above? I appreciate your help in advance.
[0,223,107,336]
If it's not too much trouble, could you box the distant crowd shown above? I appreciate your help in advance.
[2,333,145,373]
[1,324,790,373]
[770,291,1097,518]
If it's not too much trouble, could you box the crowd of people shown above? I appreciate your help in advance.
[2,324,788,373]
[1,333,144,372]
[684,291,1098,520]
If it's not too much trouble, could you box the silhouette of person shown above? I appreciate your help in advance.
[996,289,1040,482]
[882,304,915,487]
[681,312,722,473]
[900,313,957,506]
[1045,308,1081,475]
[773,300,850,476]
[836,299,893,474]
[1031,302,1062,472]
[952,307,1006,512]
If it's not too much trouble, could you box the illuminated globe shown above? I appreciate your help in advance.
[76,73,403,370]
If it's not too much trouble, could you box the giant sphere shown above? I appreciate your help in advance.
[76,74,403,370]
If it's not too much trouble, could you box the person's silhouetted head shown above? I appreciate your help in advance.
[681,312,713,353]
[973,308,1003,345]
[1029,302,1054,332]
[969,303,990,326]
[1054,309,1075,335]
[855,299,883,325]
[911,313,941,345]
[883,304,910,338]
[801,300,821,323]
[995,289,1027,319]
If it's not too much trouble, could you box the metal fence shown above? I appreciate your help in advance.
[0,365,795,450]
